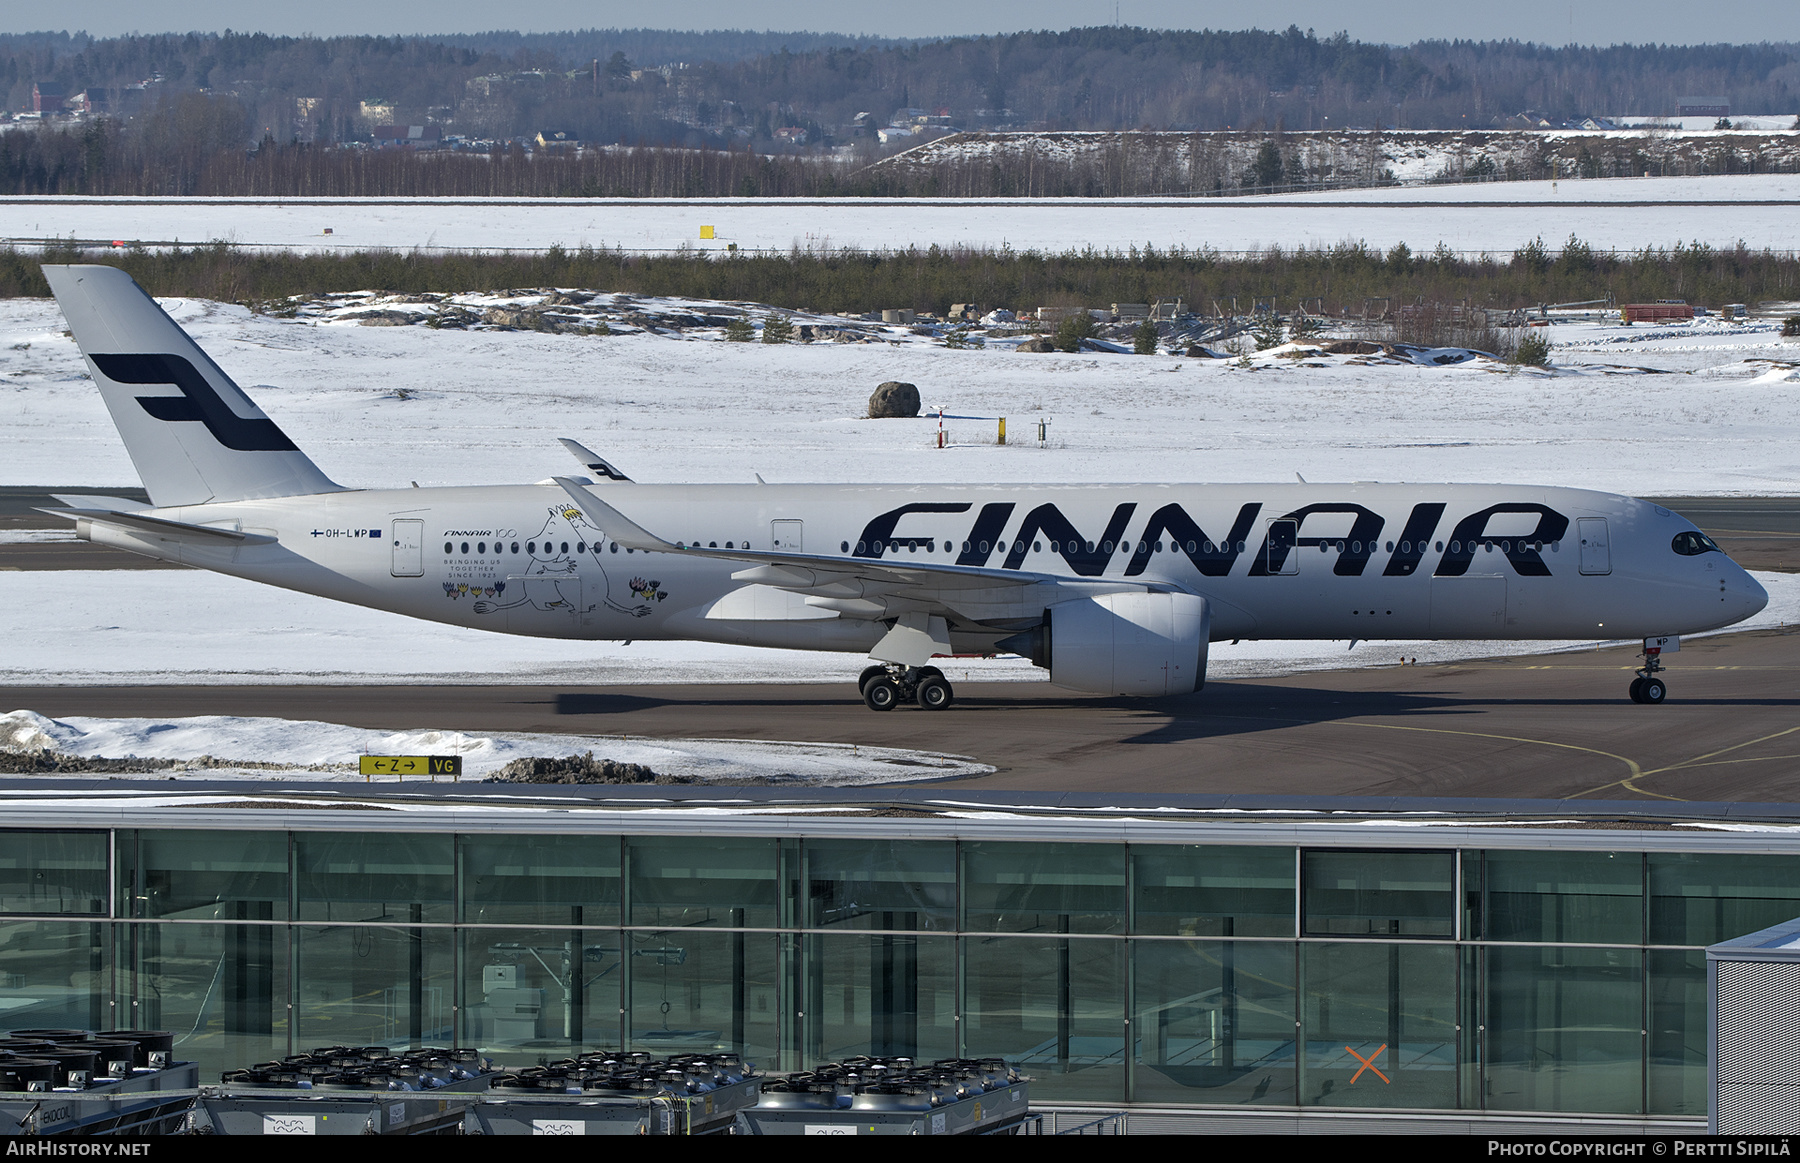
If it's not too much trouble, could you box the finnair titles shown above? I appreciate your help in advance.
[42,265,1766,711]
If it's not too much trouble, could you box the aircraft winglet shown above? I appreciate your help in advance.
[557,438,632,481]
[553,477,678,552]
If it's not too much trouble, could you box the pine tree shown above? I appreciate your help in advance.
[725,313,754,341]
[761,313,794,344]
[1053,311,1097,352]
[1133,318,1159,354]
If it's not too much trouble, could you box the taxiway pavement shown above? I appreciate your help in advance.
[3,626,1795,801]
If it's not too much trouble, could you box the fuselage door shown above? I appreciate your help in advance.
[771,520,804,553]
[1263,519,1299,575]
[1577,517,1612,575]
[391,519,424,577]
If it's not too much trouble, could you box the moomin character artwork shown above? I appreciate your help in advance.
[472,505,656,619]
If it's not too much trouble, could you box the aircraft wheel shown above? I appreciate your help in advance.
[916,675,955,711]
[1628,678,1645,703]
[863,676,902,712]
[858,665,889,694]
[1639,677,1667,705]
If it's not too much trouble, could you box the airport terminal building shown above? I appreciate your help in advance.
[5,788,1797,1131]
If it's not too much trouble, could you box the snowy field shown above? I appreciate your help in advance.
[5,292,1800,494]
[0,709,992,785]
[5,173,1800,256]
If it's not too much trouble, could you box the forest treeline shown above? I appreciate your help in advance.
[3,237,1793,317]
[5,117,1797,198]
[2,27,1797,148]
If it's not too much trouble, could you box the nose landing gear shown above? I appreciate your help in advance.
[859,664,955,711]
[1629,636,1675,704]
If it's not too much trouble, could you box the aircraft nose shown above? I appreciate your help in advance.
[1730,567,1769,622]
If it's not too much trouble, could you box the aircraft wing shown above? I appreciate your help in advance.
[554,477,1157,627]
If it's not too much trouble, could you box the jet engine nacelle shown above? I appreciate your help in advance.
[1011,592,1210,696]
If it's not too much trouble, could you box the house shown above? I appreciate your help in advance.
[31,82,66,114]
[1504,110,1557,129]
[534,129,577,150]
[774,126,808,145]
[69,89,110,114]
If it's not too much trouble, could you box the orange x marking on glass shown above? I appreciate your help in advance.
[1345,1044,1390,1084]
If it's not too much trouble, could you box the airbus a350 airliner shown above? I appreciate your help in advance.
[40,265,1768,710]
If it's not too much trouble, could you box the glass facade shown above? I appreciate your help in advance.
[0,825,1790,1120]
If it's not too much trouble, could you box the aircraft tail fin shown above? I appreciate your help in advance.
[43,264,344,508]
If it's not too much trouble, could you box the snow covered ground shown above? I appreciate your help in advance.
[0,709,992,785]
[5,172,1800,256]
[4,291,1799,495]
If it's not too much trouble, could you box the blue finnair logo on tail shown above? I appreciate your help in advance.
[92,353,299,453]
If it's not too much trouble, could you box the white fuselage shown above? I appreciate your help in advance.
[79,480,1768,654]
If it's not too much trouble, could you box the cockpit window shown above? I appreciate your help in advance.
[1671,530,1721,556]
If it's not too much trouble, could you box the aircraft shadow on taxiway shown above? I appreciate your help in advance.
[550,681,1800,742]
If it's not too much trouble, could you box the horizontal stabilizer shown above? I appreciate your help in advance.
[39,506,276,546]
[50,493,152,512]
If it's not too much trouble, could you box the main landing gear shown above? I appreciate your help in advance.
[1628,646,1668,705]
[859,664,955,711]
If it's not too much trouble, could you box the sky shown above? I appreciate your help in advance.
[7,0,1799,47]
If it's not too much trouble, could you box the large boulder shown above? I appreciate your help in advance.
[483,307,536,329]
[351,310,418,327]
[1015,335,1056,353]
[868,380,921,418]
